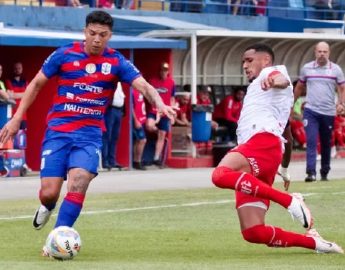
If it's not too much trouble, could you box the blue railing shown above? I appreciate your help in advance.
[1,0,345,20]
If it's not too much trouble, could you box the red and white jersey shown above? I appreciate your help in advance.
[237,65,293,144]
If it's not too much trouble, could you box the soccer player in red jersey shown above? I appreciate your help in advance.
[0,10,176,255]
[212,44,343,254]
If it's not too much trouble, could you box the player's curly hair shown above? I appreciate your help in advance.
[244,44,275,63]
[86,10,113,29]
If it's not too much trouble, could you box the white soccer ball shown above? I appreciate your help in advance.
[45,226,82,260]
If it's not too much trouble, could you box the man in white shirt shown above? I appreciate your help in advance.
[211,44,343,254]
[102,82,126,170]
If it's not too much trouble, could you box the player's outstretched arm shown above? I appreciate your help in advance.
[0,70,48,144]
[261,71,290,90]
[132,76,176,121]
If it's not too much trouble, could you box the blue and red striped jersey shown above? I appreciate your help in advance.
[42,41,140,136]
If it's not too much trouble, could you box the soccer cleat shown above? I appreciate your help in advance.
[306,229,344,254]
[33,205,52,230]
[287,193,313,229]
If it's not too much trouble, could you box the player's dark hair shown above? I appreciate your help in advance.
[86,10,113,29]
[245,44,275,63]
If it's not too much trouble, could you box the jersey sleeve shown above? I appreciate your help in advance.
[299,64,307,83]
[41,47,65,79]
[116,53,141,84]
[335,64,345,85]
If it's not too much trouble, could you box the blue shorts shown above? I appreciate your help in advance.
[133,125,146,140]
[147,113,171,132]
[40,129,102,179]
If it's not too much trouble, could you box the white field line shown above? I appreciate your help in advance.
[0,199,234,221]
[1,191,344,222]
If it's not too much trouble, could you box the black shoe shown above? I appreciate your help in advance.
[305,174,316,182]
[102,164,111,171]
[112,164,125,171]
[153,159,163,168]
[133,162,147,170]
[320,174,329,181]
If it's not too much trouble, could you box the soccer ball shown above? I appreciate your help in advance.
[45,226,82,260]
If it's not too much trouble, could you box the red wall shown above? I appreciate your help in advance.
[0,46,172,170]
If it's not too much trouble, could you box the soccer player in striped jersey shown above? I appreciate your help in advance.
[0,10,176,253]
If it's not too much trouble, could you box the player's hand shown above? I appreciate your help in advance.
[336,103,345,115]
[261,77,274,91]
[283,178,290,191]
[157,105,177,122]
[0,118,21,145]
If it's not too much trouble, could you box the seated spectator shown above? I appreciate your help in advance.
[213,87,245,143]
[197,85,213,105]
[197,85,218,130]
[175,92,191,127]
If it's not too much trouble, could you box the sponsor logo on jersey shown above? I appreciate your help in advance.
[73,61,80,67]
[66,92,74,100]
[64,103,102,115]
[73,82,103,94]
[156,87,168,94]
[248,157,260,177]
[75,96,105,105]
[101,63,111,75]
[85,63,96,74]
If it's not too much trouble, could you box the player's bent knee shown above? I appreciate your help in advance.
[212,166,233,188]
[39,188,59,203]
[241,225,272,245]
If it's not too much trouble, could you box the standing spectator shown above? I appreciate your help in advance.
[0,11,176,257]
[146,62,176,167]
[294,41,345,182]
[5,61,28,129]
[213,88,245,143]
[212,43,343,254]
[102,82,125,171]
[132,89,147,170]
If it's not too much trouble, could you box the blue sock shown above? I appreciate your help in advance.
[55,199,82,228]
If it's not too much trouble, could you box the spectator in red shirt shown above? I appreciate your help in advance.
[175,92,191,126]
[197,85,213,105]
[132,89,147,170]
[146,62,176,167]
[213,88,246,142]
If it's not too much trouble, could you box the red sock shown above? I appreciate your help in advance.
[212,166,292,208]
[242,224,315,249]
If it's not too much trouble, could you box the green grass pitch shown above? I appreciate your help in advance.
[0,179,344,270]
